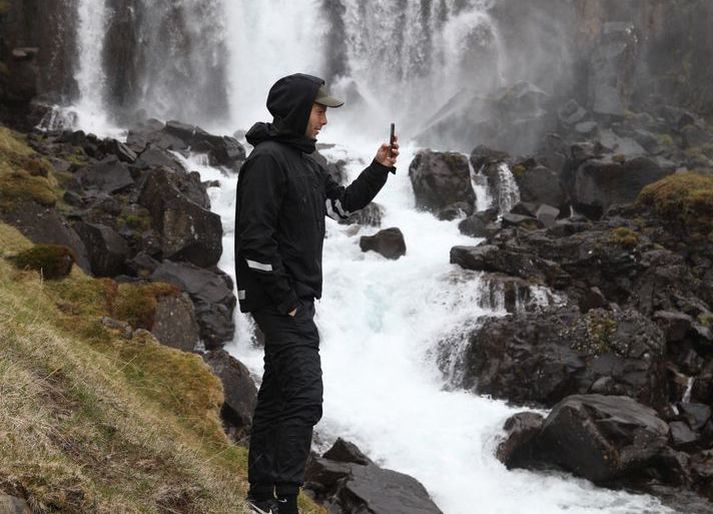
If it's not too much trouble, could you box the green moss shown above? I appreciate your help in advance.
[586,311,618,355]
[8,244,74,279]
[657,134,675,147]
[610,227,640,249]
[612,154,627,164]
[114,282,181,330]
[638,172,713,235]
[511,164,527,177]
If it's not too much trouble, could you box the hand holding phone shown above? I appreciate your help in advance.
[389,123,396,157]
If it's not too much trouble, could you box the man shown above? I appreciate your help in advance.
[235,73,399,514]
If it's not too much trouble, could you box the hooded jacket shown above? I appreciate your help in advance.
[235,73,394,314]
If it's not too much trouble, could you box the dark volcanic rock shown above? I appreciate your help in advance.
[150,293,200,352]
[150,260,235,349]
[137,167,222,268]
[359,227,406,260]
[133,144,186,172]
[515,165,567,210]
[75,156,135,194]
[537,395,670,483]
[74,222,129,277]
[0,200,91,273]
[203,349,257,438]
[460,307,668,410]
[408,150,474,213]
[339,202,384,227]
[305,440,443,514]
[496,412,545,469]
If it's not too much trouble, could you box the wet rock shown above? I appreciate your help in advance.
[150,260,235,349]
[133,144,186,173]
[359,227,406,260]
[323,438,373,465]
[496,412,545,469]
[501,212,540,230]
[408,150,474,213]
[536,395,670,483]
[680,404,712,433]
[458,209,498,238]
[558,99,587,126]
[75,156,135,194]
[436,201,473,221]
[670,421,699,449]
[682,125,713,149]
[515,165,567,209]
[150,294,200,352]
[191,129,246,170]
[460,307,668,410]
[536,204,560,228]
[73,222,129,277]
[575,121,598,137]
[310,149,347,185]
[305,439,443,514]
[137,167,222,268]
[99,138,137,164]
[653,311,694,343]
[203,349,257,438]
[339,202,384,227]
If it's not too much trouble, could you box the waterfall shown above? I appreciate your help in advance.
[683,377,695,404]
[496,162,520,214]
[469,161,493,212]
[65,1,673,512]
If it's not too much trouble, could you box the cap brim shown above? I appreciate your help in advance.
[315,95,344,108]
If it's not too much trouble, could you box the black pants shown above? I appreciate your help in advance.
[248,299,323,498]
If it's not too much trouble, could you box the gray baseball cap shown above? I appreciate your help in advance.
[315,84,344,108]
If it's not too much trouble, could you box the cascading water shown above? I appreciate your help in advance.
[495,162,520,214]
[66,0,673,512]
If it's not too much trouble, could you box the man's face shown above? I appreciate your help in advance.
[305,103,328,140]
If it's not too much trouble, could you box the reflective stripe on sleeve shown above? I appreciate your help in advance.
[325,199,341,221]
[246,259,273,272]
[238,290,246,300]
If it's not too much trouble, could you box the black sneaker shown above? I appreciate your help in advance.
[275,495,299,514]
[246,497,279,514]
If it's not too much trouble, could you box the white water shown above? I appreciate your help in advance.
[67,0,673,511]
[496,162,521,214]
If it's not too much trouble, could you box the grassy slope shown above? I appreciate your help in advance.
[0,129,326,513]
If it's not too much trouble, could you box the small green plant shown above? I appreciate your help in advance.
[610,227,640,249]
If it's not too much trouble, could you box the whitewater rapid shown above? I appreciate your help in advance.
[176,137,671,514]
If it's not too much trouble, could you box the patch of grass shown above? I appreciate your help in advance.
[637,172,713,238]
[7,244,74,279]
[511,164,526,177]
[114,282,180,330]
[0,222,327,513]
[657,134,675,147]
[0,128,60,210]
[609,227,640,249]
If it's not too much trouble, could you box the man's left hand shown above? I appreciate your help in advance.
[375,136,399,168]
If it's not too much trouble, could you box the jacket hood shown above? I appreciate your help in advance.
[246,73,324,153]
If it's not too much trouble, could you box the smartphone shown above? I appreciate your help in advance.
[389,123,396,157]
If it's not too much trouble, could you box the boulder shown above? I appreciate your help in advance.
[150,293,200,351]
[535,204,560,228]
[458,209,498,238]
[311,149,347,185]
[133,144,187,173]
[515,165,567,209]
[537,395,670,483]
[99,138,137,164]
[73,222,129,277]
[203,350,257,438]
[137,167,222,268]
[0,495,32,514]
[681,125,713,149]
[557,99,587,126]
[496,412,545,469]
[339,202,384,227]
[459,307,668,410]
[75,156,135,194]
[359,227,406,260]
[191,128,246,170]
[150,260,235,349]
[305,440,443,514]
[408,150,474,212]
[572,156,674,218]
[0,200,91,273]
[436,201,473,221]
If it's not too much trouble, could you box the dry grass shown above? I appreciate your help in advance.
[0,223,327,513]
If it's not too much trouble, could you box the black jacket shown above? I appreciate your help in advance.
[235,73,393,314]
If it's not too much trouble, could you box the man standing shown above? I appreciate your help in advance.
[235,73,398,514]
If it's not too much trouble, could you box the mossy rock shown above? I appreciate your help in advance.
[511,164,527,177]
[637,172,713,237]
[8,244,75,279]
[609,227,640,249]
[113,282,181,330]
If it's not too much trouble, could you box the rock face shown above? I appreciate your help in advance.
[137,167,222,268]
[305,439,443,514]
[74,222,129,277]
[0,495,33,514]
[408,150,474,212]
[202,350,257,439]
[359,227,406,260]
